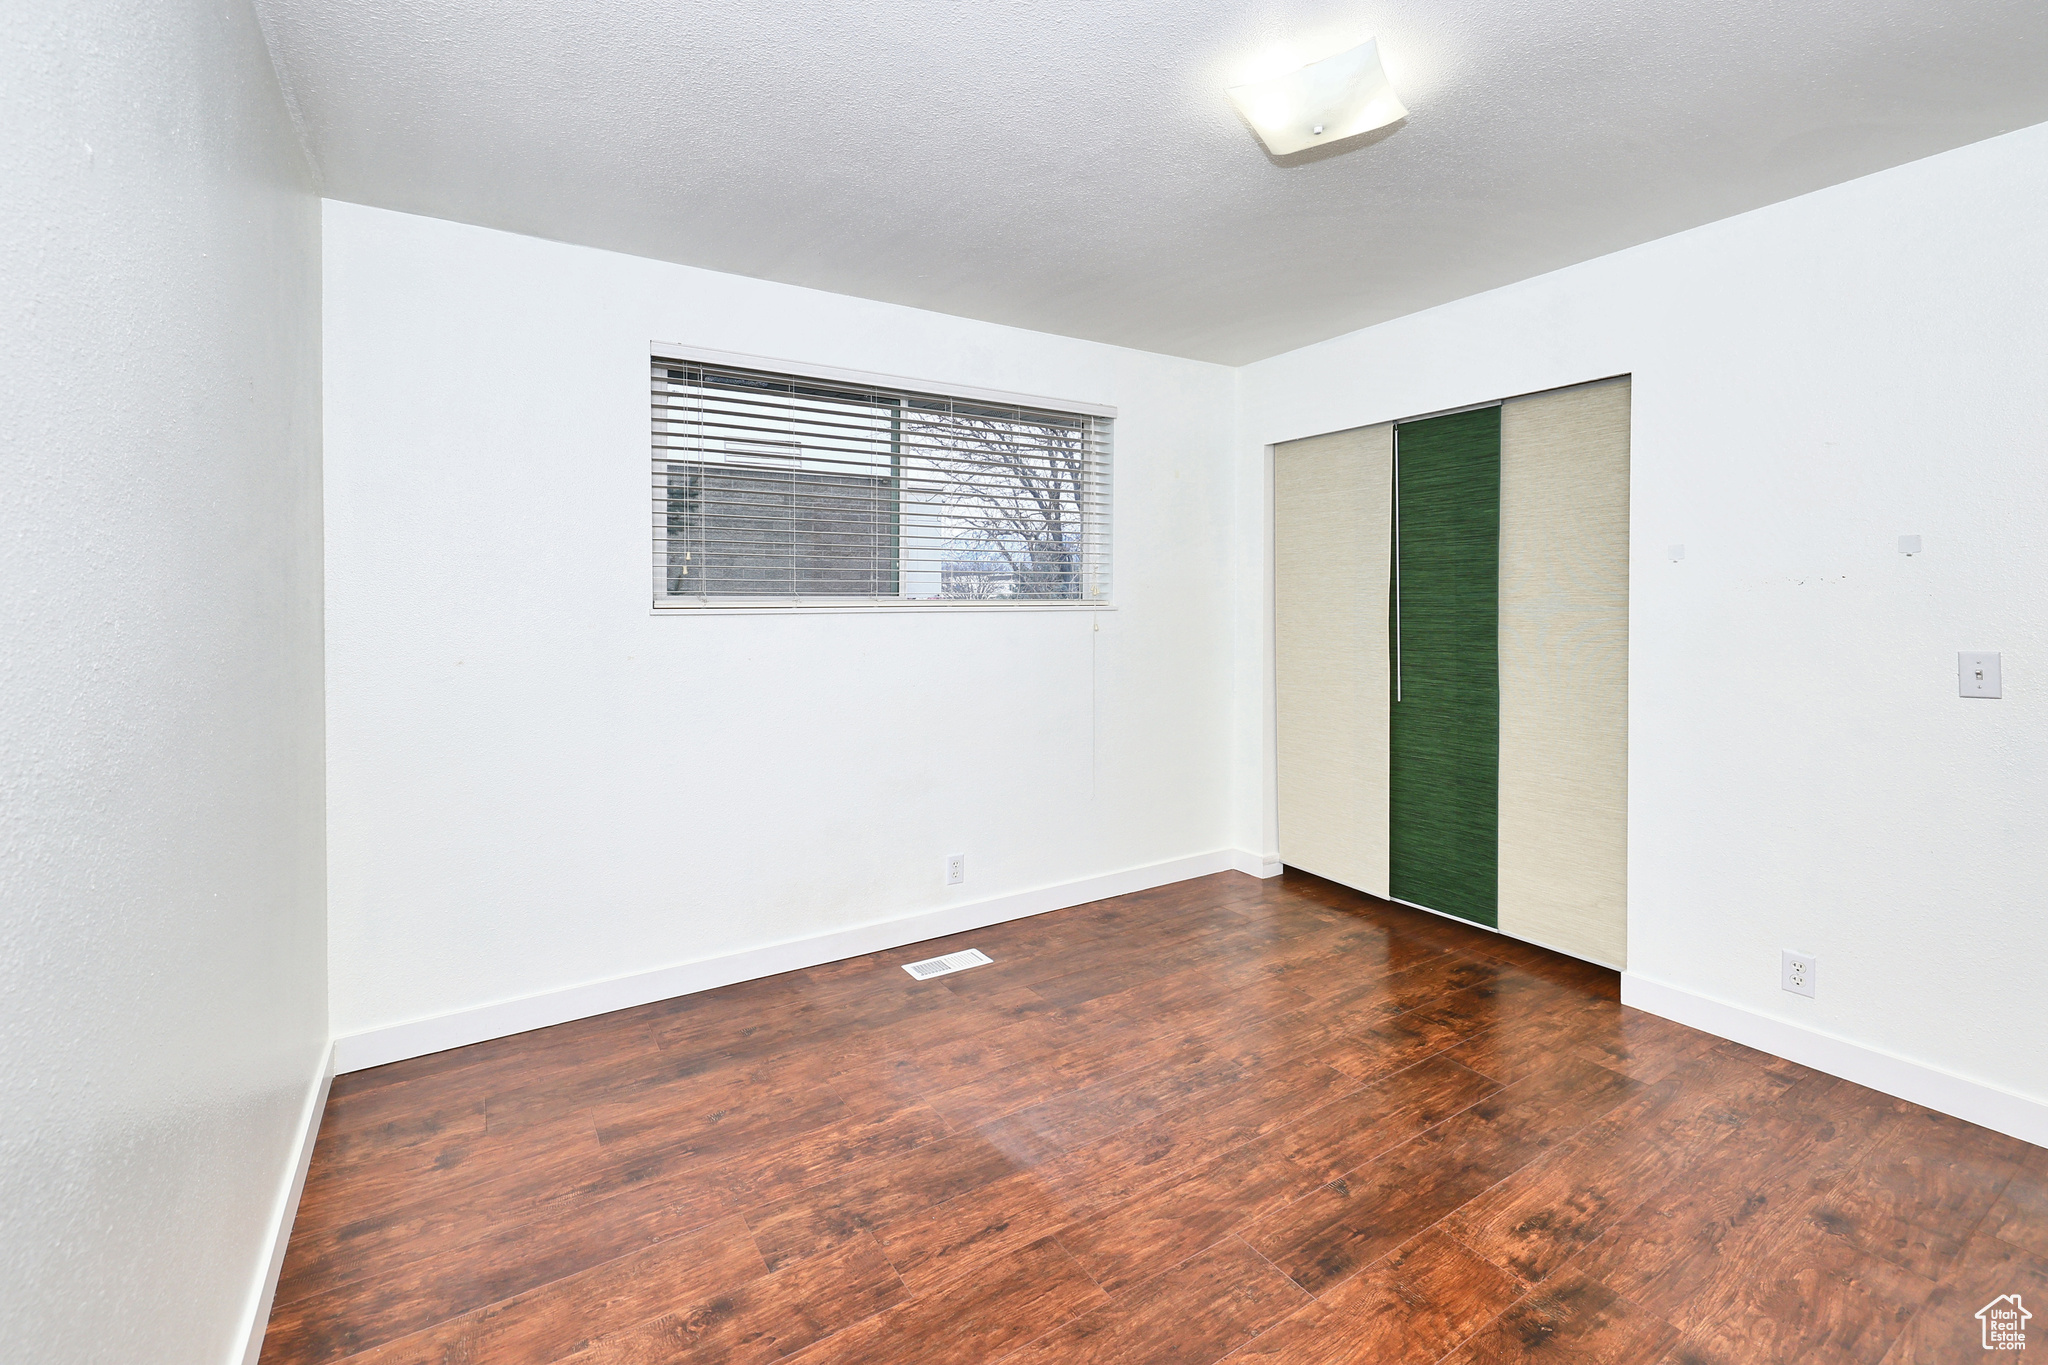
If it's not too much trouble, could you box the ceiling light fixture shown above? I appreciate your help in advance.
[1228,38,1406,156]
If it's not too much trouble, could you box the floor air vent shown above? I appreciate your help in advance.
[901,948,993,981]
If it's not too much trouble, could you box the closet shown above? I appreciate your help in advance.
[1274,377,1630,967]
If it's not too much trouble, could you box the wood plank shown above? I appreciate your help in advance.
[273,1116,664,1310]
[1879,1230,2048,1364]
[1657,1214,1936,1365]
[1560,1009,1719,1084]
[311,1215,767,1365]
[917,1024,1203,1132]
[262,1169,737,1363]
[1052,1120,1308,1296]
[776,1237,1107,1365]
[1241,1055,1642,1295]
[1032,1052,1359,1216]
[1978,1142,2048,1260]
[322,1010,667,1123]
[1059,1052,1504,1293]
[745,1128,1045,1273]
[297,1095,488,1197]
[546,1233,906,1365]
[292,1101,606,1232]
[1805,1106,2027,1279]
[1561,1076,1912,1331]
[1225,1229,1523,1365]
[1367,951,1518,1021]
[1448,998,1713,1087]
[1271,1054,1503,1189]
[1447,1048,1803,1287]
[1000,1236,1307,1365]
[1441,1275,1679,1365]
[870,1168,1082,1293]
[975,1033,1344,1157]
[1309,1002,1493,1084]
[719,1101,955,1205]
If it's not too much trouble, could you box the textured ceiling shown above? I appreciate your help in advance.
[257,0,2048,363]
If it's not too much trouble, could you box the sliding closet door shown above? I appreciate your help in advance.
[1390,407,1500,927]
[1274,424,1392,897]
[1498,379,1630,965]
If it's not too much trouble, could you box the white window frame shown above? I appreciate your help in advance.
[650,344,1116,614]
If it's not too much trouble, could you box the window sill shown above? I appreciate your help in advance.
[650,601,1117,617]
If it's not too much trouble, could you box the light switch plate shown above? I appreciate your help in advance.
[1959,652,2002,699]
[1898,535,1922,555]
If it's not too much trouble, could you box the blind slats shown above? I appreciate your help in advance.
[653,469,1113,492]
[649,387,1097,430]
[652,445,1112,479]
[652,358,1112,608]
[650,429,1107,467]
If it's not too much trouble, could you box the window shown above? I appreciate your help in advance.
[652,354,1112,608]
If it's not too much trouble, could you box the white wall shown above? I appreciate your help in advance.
[1237,122,2048,1120]
[0,0,327,1360]
[322,203,1240,1045]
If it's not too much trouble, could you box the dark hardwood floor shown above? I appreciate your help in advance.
[261,870,2047,1364]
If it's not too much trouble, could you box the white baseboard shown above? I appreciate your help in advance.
[234,1044,334,1365]
[1622,972,2047,1150]
[334,849,1278,1074]
[1234,850,1285,879]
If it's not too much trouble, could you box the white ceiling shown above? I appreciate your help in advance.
[257,0,2048,364]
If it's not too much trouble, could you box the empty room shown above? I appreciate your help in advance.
[6,0,2048,1361]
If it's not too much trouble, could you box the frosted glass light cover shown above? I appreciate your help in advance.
[1228,39,1407,156]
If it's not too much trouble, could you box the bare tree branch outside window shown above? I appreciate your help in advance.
[904,401,1089,601]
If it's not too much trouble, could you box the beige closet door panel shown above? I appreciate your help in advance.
[1275,423,1392,898]
[1498,379,1630,967]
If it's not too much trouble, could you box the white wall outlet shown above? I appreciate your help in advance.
[1781,951,1816,998]
[1960,652,2001,698]
[945,854,966,886]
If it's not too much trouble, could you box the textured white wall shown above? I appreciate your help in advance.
[0,1,327,1360]
[1237,121,2048,1109]
[322,204,1238,1041]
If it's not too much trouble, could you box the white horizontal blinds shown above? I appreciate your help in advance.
[652,357,1112,606]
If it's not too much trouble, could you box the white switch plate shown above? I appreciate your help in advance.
[1667,544,1685,562]
[1959,652,2002,698]
[1781,951,1816,998]
[1898,535,1922,555]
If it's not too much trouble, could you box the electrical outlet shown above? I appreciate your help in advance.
[1781,951,1816,998]
[945,854,966,886]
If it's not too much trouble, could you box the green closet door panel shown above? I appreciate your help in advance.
[1391,406,1500,927]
